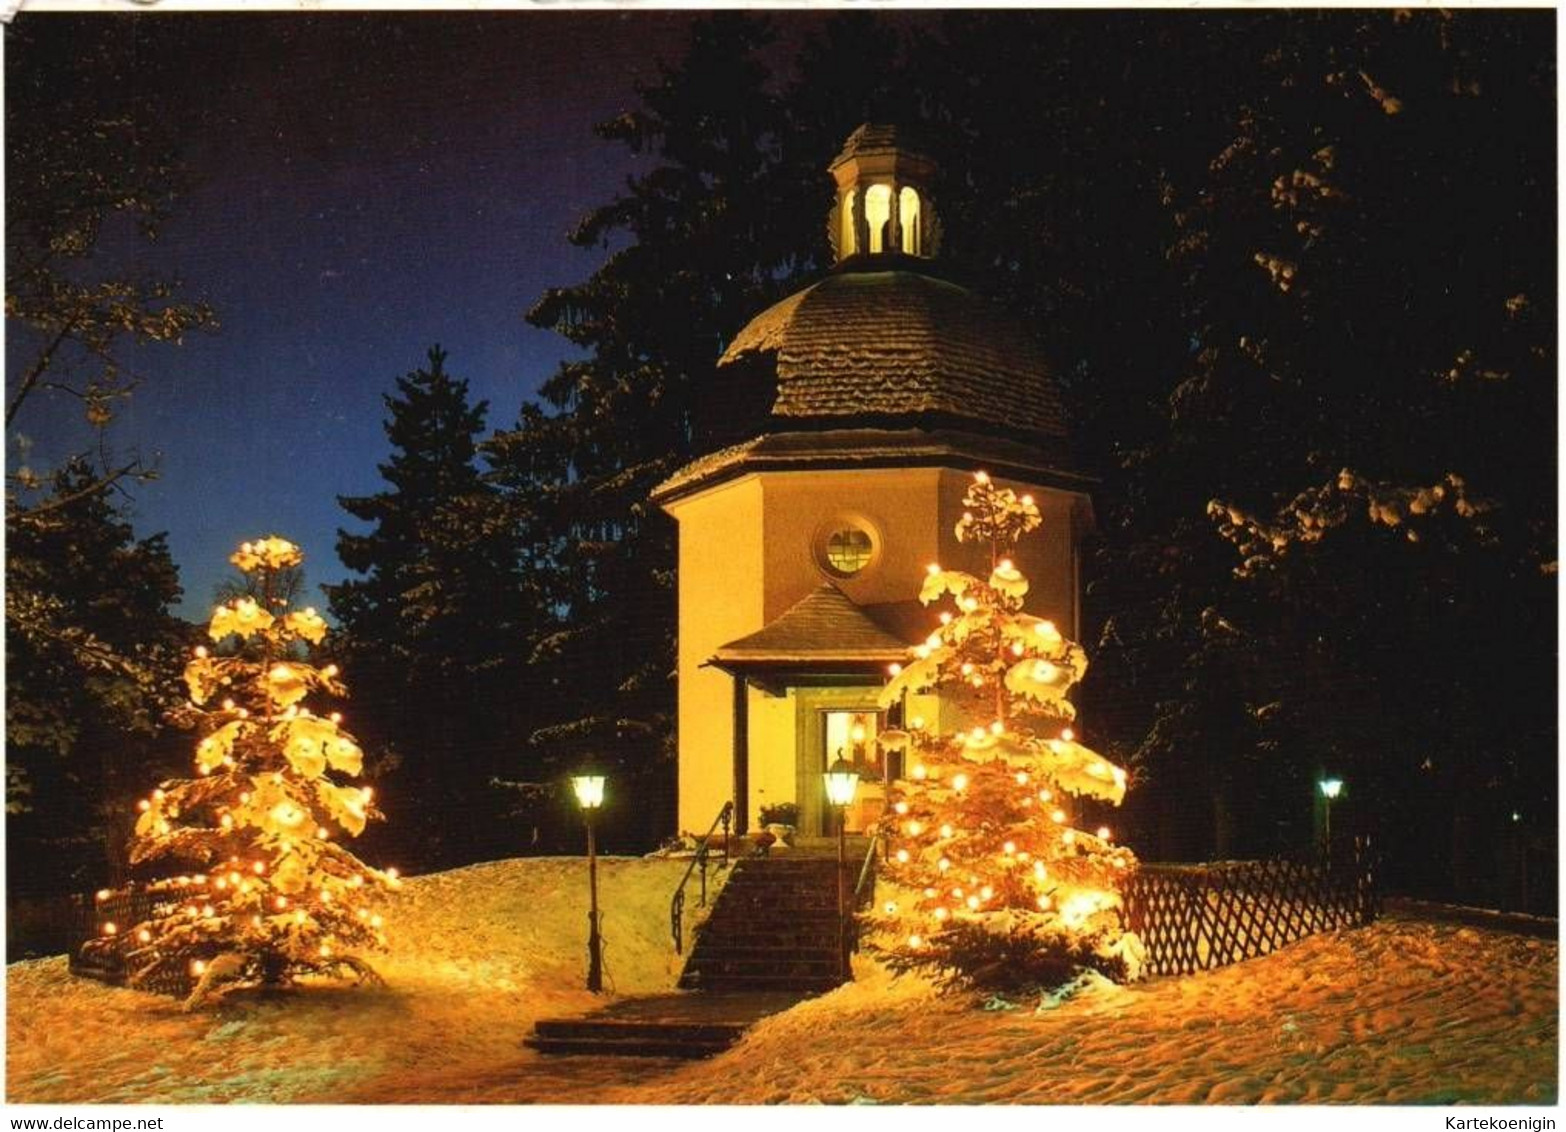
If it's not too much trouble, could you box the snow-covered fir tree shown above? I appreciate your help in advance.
[873,473,1143,989]
[84,536,398,1006]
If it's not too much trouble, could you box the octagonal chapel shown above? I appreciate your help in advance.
[652,125,1092,839]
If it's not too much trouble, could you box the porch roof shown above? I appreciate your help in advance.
[709,584,927,668]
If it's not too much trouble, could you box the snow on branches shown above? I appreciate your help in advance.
[871,474,1143,991]
[83,536,397,1008]
[1208,468,1494,577]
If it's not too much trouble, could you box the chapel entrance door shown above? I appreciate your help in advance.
[795,687,887,838]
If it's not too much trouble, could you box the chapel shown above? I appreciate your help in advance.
[651,124,1091,838]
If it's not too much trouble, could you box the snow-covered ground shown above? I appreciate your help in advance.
[6,857,1556,1104]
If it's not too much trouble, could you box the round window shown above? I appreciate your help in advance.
[824,527,874,576]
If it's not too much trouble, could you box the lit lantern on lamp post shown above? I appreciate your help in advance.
[1319,777,1344,853]
[571,766,607,993]
[823,755,861,980]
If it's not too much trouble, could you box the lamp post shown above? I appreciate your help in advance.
[1319,776,1344,854]
[823,754,861,981]
[571,767,607,993]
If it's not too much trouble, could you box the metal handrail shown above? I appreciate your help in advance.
[670,800,734,954]
[849,831,884,954]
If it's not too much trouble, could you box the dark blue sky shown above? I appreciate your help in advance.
[8,11,862,617]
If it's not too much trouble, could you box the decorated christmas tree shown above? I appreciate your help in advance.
[83,536,398,1006]
[872,474,1144,989]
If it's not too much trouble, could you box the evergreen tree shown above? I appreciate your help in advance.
[6,460,189,899]
[328,347,521,867]
[490,14,821,845]
[872,474,1140,989]
[84,536,396,1006]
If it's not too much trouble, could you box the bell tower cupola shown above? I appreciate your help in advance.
[829,123,940,263]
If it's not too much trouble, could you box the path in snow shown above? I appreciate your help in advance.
[7,857,1555,1105]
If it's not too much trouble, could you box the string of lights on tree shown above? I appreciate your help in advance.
[871,473,1145,988]
[83,536,399,1006]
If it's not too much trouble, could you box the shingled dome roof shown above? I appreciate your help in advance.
[718,269,1069,441]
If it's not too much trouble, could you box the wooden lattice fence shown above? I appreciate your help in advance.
[1124,840,1378,977]
[68,888,195,998]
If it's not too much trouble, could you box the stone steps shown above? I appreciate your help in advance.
[525,991,806,1060]
[524,1017,746,1059]
[677,856,857,994]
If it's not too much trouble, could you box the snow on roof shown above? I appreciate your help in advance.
[712,584,922,664]
[650,426,1091,505]
[719,270,1069,440]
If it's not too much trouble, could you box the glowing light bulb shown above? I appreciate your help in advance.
[1061,728,1075,742]
[191,960,207,976]
[883,901,898,914]
[975,471,990,484]
[912,765,927,781]
[952,774,969,791]
[1012,642,1024,656]
[1015,771,1029,785]
[101,922,118,936]
[323,664,339,678]
[951,887,964,899]
[937,858,951,873]
[926,564,941,576]
[329,712,343,724]
[908,934,924,948]
[138,929,151,943]
[911,716,925,730]
[980,885,993,900]
[137,800,151,812]
[1062,831,1076,846]
[933,907,949,922]
[275,896,288,910]
[895,849,910,864]
[1097,826,1111,841]
[1037,895,1052,910]
[252,861,265,875]
[1051,809,1066,824]
[907,821,923,836]
[889,663,903,676]
[96,889,111,902]
[1038,790,1053,804]
[966,895,980,910]
[940,824,953,838]
[194,645,208,659]
[939,612,952,625]
[1003,841,1016,855]
[1021,494,1034,506]
[894,801,909,815]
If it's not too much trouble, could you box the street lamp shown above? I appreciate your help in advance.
[571,766,607,993]
[823,755,861,981]
[1319,777,1344,849]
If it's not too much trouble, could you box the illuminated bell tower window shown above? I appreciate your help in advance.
[899,187,921,256]
[824,527,873,576]
[864,184,893,254]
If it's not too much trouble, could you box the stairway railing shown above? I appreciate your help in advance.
[848,830,884,955]
[671,800,734,954]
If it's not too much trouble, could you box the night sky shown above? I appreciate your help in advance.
[6,11,869,617]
